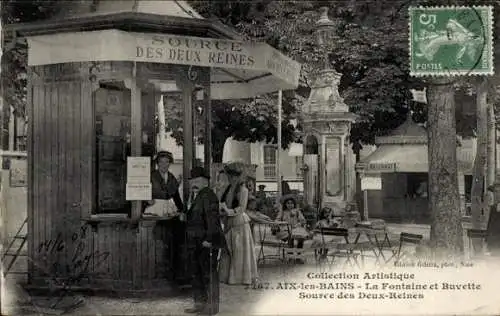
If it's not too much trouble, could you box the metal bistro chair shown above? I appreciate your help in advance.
[255,221,291,264]
[352,220,396,267]
[392,232,424,264]
[314,227,360,268]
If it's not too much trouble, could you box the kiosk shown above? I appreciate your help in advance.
[5,0,300,291]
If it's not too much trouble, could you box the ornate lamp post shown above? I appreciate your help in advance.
[301,7,357,212]
[316,6,337,69]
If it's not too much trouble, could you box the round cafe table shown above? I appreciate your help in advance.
[348,226,397,265]
[254,221,291,264]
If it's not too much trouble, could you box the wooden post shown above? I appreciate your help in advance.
[192,92,197,167]
[363,190,369,221]
[130,62,142,220]
[181,83,194,210]
[204,88,212,186]
[276,91,282,207]
[359,171,369,221]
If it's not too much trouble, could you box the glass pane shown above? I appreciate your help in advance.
[94,87,131,215]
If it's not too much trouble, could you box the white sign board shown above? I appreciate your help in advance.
[361,176,382,191]
[27,30,300,84]
[126,183,152,201]
[127,157,151,183]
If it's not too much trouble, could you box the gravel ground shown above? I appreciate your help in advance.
[2,249,319,316]
[2,224,431,316]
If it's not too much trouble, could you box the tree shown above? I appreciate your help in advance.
[190,0,479,151]
[163,94,300,162]
[3,0,480,155]
[1,0,61,149]
[427,79,464,258]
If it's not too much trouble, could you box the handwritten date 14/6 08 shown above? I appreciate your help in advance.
[245,282,271,290]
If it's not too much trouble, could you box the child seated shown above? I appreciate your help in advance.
[314,207,342,257]
[274,194,308,263]
[315,207,342,229]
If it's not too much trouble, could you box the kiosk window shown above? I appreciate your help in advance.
[407,173,428,198]
[94,88,131,215]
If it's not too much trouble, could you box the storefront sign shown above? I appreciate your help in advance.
[26,30,301,95]
[367,162,396,172]
[135,34,255,67]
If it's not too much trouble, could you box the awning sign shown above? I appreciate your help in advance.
[27,30,301,95]
[367,162,396,172]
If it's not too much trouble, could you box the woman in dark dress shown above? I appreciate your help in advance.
[148,151,186,284]
[148,151,183,209]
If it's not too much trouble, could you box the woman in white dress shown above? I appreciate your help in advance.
[218,162,259,286]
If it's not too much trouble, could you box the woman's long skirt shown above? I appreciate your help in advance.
[219,221,259,285]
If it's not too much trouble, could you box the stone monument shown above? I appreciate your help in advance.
[301,7,357,212]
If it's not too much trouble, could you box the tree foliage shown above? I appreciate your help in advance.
[1,0,61,116]
[191,0,500,148]
[3,0,500,154]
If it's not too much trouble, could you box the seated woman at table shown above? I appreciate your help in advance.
[274,194,308,263]
[246,195,272,224]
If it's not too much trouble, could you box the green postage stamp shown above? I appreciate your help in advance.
[409,6,494,76]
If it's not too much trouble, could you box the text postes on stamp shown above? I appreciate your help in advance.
[409,6,494,77]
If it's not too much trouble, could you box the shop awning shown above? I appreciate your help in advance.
[361,144,474,174]
[26,29,301,100]
[362,144,428,173]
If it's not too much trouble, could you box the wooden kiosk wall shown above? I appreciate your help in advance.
[27,61,205,290]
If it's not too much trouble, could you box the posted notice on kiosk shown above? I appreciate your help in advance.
[250,260,500,315]
[126,156,152,201]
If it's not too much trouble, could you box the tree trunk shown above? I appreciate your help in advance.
[427,80,463,258]
[471,78,488,229]
[1,99,9,151]
[487,101,495,210]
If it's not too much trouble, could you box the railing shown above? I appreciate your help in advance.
[1,150,28,256]
[0,150,27,159]
[263,164,276,179]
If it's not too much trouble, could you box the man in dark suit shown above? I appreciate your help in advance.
[184,167,225,315]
